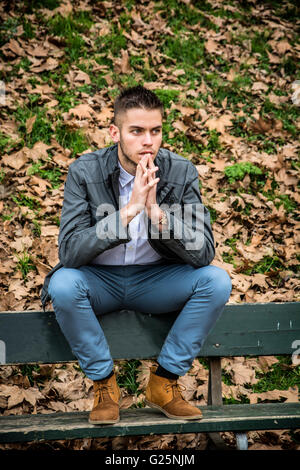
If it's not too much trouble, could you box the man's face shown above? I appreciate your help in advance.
[109,107,163,175]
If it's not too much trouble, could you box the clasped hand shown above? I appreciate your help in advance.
[128,154,161,223]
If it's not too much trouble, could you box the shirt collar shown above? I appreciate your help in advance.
[118,161,135,188]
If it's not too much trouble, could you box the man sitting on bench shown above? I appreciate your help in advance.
[43,85,232,425]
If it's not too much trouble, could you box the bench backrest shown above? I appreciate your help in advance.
[0,302,299,365]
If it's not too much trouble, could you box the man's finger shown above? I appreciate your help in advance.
[147,156,155,168]
[139,160,147,172]
[137,162,143,173]
[148,177,160,187]
[150,166,159,175]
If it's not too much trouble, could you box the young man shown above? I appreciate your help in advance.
[41,85,232,424]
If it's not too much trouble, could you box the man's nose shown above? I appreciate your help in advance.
[142,132,153,145]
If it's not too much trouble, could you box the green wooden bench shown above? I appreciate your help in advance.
[0,302,299,450]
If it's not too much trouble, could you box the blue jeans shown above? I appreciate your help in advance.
[48,263,232,380]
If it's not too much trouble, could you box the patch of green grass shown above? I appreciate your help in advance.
[154,0,217,32]
[11,193,40,211]
[224,162,263,184]
[203,74,250,108]
[222,237,239,266]
[39,67,63,86]
[55,123,91,158]
[1,209,15,221]
[124,0,135,11]
[67,35,87,62]
[206,130,223,153]
[162,36,206,70]
[76,84,94,96]
[261,99,300,137]
[252,356,300,396]
[222,369,250,404]
[222,354,300,404]
[118,11,134,31]
[223,235,292,278]
[0,168,5,183]
[222,252,236,266]
[129,54,147,72]
[223,396,250,405]
[263,191,297,213]
[31,219,41,237]
[233,30,273,72]
[16,250,37,281]
[0,17,20,48]
[50,215,60,226]
[22,18,36,39]
[18,57,32,73]
[47,11,93,36]
[251,30,272,55]
[117,360,141,396]
[154,89,180,108]
[206,206,218,224]
[259,138,285,154]
[283,55,299,78]
[229,115,250,138]
[232,74,253,89]
[222,370,235,386]
[27,160,62,189]
[225,237,239,251]
[164,120,201,157]
[0,133,19,155]
[211,5,249,21]
[19,364,41,386]
[13,104,53,148]
[45,12,93,62]
[54,86,80,112]
[21,0,60,13]
[197,358,209,369]
[95,24,127,57]
[115,74,142,90]
[245,255,285,276]
[91,73,113,90]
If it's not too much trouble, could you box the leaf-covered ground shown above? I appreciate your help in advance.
[0,0,299,450]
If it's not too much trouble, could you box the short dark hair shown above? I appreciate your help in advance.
[113,85,164,126]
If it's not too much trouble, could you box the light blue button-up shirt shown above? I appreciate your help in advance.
[92,162,163,265]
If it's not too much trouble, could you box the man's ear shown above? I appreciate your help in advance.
[109,124,120,143]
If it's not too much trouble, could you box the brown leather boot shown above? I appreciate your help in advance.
[145,367,202,420]
[89,372,122,425]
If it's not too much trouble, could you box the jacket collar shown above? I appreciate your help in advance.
[105,144,120,176]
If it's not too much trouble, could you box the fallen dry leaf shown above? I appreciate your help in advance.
[68,104,94,120]
[249,386,299,404]
[205,114,233,133]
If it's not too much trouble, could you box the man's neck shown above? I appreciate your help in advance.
[117,145,137,176]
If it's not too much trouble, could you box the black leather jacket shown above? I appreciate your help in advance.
[40,144,215,310]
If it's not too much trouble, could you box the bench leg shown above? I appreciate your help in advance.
[236,432,249,450]
[207,357,249,450]
[207,357,230,450]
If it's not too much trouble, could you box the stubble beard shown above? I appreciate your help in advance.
[118,138,137,175]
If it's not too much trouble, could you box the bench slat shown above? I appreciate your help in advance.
[0,403,299,443]
[0,303,299,364]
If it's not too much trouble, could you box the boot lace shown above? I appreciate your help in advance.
[95,383,114,403]
[164,382,186,397]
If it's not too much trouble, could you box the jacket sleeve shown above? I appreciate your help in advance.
[58,163,131,268]
[151,163,215,267]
